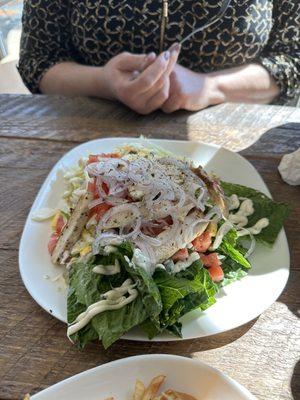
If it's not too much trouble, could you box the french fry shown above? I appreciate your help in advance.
[159,389,198,400]
[142,375,166,400]
[133,380,145,400]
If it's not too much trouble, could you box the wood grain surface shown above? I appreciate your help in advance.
[0,95,299,400]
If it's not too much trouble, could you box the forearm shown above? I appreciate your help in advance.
[39,62,112,98]
[209,63,280,105]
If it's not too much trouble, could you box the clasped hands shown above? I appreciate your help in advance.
[101,43,218,114]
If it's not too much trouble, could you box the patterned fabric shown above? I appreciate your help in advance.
[18,0,300,103]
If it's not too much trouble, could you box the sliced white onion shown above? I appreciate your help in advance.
[138,232,162,246]
[236,227,256,259]
[99,203,141,229]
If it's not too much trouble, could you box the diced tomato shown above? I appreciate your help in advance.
[192,230,212,252]
[102,182,109,195]
[208,264,224,282]
[200,252,220,268]
[48,233,59,255]
[87,178,109,198]
[87,153,120,164]
[55,214,65,234]
[172,248,189,262]
[200,252,224,282]
[88,155,100,164]
[90,203,112,222]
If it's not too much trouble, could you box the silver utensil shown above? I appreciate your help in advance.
[179,0,231,46]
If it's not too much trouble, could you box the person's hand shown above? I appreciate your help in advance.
[100,47,180,114]
[161,63,222,113]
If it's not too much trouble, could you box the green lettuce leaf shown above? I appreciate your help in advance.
[219,258,248,287]
[142,261,217,339]
[67,243,162,349]
[221,181,290,246]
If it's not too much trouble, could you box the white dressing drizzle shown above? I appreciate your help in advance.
[227,195,269,239]
[237,218,269,237]
[210,221,233,250]
[67,279,137,337]
[228,194,240,210]
[172,252,200,273]
[93,259,120,275]
[132,248,153,275]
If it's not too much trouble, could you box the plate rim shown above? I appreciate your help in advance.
[31,354,257,399]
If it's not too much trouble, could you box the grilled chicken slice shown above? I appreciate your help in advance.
[101,201,195,230]
[52,192,92,264]
[152,210,209,263]
[191,165,228,218]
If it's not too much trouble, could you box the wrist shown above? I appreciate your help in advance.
[92,66,115,100]
[205,72,227,106]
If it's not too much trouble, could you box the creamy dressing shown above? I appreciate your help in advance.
[172,252,200,273]
[237,218,269,237]
[93,259,120,275]
[228,194,240,210]
[132,248,153,275]
[103,245,117,255]
[67,279,137,337]
[228,195,269,237]
[210,221,233,250]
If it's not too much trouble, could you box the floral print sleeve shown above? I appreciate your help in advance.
[257,0,300,104]
[18,0,72,93]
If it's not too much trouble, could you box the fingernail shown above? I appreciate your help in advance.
[164,51,170,60]
[146,52,156,61]
[173,43,181,53]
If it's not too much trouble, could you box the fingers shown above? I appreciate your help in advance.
[130,52,156,81]
[116,52,150,71]
[131,51,170,93]
[145,79,170,113]
[165,43,181,75]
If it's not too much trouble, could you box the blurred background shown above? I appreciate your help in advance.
[0,0,28,93]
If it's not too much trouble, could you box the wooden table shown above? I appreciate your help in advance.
[0,94,299,400]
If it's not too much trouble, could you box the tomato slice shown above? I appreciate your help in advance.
[90,203,112,222]
[48,233,59,255]
[192,230,212,252]
[55,214,65,234]
[200,252,220,268]
[172,248,189,262]
[208,264,224,282]
[87,153,120,164]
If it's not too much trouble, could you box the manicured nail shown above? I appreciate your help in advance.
[164,51,170,60]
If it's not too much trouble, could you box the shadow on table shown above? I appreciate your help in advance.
[96,318,258,360]
[239,122,300,156]
[291,360,300,400]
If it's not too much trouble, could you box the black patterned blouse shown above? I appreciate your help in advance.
[18,0,300,103]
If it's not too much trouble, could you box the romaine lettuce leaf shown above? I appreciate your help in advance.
[221,181,289,246]
[142,261,217,339]
[67,243,162,349]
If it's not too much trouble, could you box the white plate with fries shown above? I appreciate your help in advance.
[31,355,256,399]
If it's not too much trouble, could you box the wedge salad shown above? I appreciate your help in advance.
[36,142,289,348]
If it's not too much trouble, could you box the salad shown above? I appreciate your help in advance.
[36,142,289,349]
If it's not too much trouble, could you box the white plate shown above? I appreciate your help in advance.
[19,138,290,340]
[32,354,256,400]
